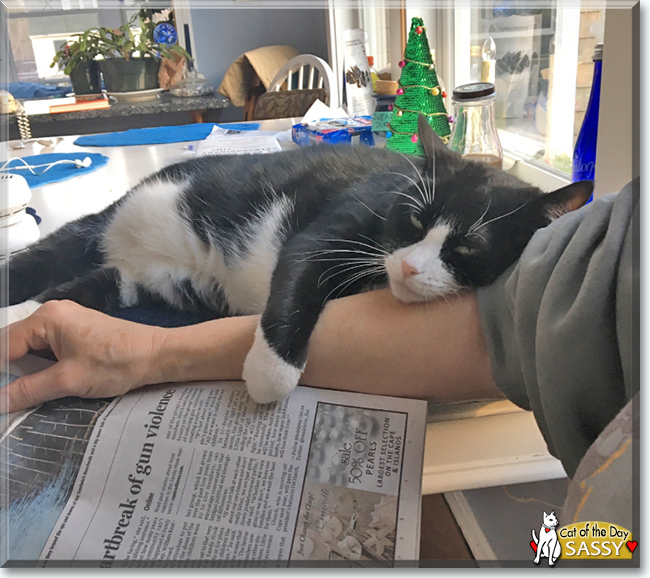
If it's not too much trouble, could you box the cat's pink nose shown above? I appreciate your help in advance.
[401,259,420,278]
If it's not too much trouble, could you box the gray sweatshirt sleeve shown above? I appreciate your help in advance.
[477,178,638,478]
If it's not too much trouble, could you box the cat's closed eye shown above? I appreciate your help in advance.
[454,246,478,256]
[410,214,424,230]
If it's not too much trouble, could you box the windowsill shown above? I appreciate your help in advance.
[503,154,571,192]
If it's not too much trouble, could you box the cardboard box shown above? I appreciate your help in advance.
[217,45,300,108]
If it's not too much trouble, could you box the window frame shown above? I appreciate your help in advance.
[327,1,635,197]
[425,3,583,183]
[5,4,129,85]
[4,1,187,86]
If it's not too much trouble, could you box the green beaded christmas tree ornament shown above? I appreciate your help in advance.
[386,17,451,156]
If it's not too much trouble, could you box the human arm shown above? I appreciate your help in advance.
[476,180,638,477]
[1,288,502,413]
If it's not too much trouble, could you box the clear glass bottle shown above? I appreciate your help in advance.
[448,82,503,169]
[572,43,602,189]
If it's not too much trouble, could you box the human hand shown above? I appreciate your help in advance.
[1,300,167,413]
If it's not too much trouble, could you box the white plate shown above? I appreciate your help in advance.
[106,88,165,102]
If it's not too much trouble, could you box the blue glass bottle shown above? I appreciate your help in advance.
[572,43,603,201]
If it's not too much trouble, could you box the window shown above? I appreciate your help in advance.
[329,1,605,177]
[451,4,605,174]
[359,1,390,72]
[4,0,164,85]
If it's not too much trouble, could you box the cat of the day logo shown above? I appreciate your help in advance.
[530,518,636,563]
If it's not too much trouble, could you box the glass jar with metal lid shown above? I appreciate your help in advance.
[448,82,503,169]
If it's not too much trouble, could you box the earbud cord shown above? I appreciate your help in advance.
[0,157,90,176]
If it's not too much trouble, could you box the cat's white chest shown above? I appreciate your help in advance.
[207,195,293,314]
[102,178,292,315]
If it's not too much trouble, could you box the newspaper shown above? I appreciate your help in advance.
[2,357,427,567]
[196,126,282,156]
[0,354,52,443]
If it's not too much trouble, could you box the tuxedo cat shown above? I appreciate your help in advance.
[5,116,593,403]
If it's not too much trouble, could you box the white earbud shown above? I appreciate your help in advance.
[1,156,93,175]
[74,157,92,169]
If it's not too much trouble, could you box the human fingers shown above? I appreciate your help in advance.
[0,360,79,413]
[5,311,54,362]
[2,300,170,411]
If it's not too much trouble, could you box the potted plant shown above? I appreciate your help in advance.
[50,29,108,95]
[96,11,190,93]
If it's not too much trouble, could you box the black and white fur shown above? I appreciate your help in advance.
[5,116,593,403]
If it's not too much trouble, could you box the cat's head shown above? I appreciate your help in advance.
[383,115,593,303]
[543,511,559,528]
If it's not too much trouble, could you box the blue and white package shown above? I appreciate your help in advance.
[292,117,375,146]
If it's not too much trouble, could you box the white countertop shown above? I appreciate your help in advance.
[5,118,299,237]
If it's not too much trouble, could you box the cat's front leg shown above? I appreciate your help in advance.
[243,324,305,404]
[242,231,382,403]
[242,284,320,404]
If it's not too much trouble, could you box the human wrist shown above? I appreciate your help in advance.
[144,325,178,386]
[147,316,259,386]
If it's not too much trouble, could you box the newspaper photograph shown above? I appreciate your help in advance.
[4,365,427,567]
[1,356,114,565]
[290,403,407,562]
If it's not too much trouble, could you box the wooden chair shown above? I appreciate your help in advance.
[267,54,338,109]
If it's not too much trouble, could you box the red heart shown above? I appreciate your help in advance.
[627,541,638,553]
[530,541,537,553]
[545,528,550,533]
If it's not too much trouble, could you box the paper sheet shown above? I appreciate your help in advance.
[196,127,282,156]
[33,381,426,566]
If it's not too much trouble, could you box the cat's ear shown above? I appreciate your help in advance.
[544,511,548,517]
[533,180,594,221]
[418,113,462,176]
[418,114,442,173]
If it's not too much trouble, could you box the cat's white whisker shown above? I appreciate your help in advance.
[439,293,453,309]
[380,180,426,209]
[290,248,387,263]
[358,233,390,254]
[351,194,387,221]
[292,256,384,266]
[468,199,492,233]
[318,261,381,287]
[395,202,425,213]
[427,173,436,205]
[294,247,386,257]
[324,265,384,298]
[291,244,387,257]
[318,261,377,281]
[475,200,530,230]
[377,189,426,210]
[317,238,390,255]
[397,153,430,206]
[324,267,385,302]
[466,231,488,243]
[294,257,384,265]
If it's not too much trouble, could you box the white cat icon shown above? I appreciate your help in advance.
[531,510,562,566]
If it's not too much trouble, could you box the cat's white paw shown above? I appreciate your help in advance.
[242,325,303,404]
[1,300,41,329]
